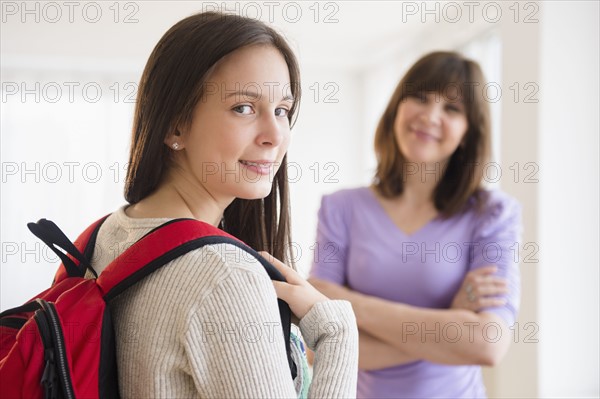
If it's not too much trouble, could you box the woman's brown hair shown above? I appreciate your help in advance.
[125,12,301,265]
[373,51,491,217]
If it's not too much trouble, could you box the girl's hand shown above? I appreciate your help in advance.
[451,265,508,312]
[259,251,329,320]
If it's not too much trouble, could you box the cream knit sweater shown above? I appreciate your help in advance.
[91,206,358,398]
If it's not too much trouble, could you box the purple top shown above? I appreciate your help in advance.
[310,187,522,399]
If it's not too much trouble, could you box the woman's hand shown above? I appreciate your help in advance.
[259,251,329,320]
[451,265,508,311]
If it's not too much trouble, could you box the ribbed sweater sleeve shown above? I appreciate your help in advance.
[300,301,358,398]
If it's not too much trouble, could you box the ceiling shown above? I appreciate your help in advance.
[1,1,488,72]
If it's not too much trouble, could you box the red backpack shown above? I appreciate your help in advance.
[0,216,295,398]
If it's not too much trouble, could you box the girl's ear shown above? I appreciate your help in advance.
[164,128,184,151]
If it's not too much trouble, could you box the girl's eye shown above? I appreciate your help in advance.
[409,92,427,103]
[233,105,254,115]
[445,104,463,113]
[275,107,289,117]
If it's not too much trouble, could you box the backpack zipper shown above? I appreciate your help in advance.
[35,305,58,399]
[35,299,75,399]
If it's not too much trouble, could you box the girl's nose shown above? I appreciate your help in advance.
[256,113,284,147]
[420,97,442,126]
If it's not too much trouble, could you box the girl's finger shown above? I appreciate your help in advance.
[474,297,507,309]
[471,265,498,276]
[477,277,508,290]
[480,275,507,283]
[475,284,509,296]
[472,274,507,286]
[259,251,300,283]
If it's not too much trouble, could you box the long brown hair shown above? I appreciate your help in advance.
[374,51,490,217]
[125,12,301,265]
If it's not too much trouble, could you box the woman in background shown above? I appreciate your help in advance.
[309,51,521,398]
[91,12,358,398]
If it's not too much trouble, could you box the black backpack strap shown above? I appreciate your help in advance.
[0,300,42,319]
[97,218,297,379]
[27,219,91,278]
[27,216,109,281]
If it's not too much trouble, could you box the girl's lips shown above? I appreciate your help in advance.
[239,160,274,175]
[413,129,440,142]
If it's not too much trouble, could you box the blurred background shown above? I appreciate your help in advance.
[1,1,598,397]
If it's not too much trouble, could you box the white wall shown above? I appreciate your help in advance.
[1,67,137,306]
[285,66,365,275]
[493,6,540,397]
[538,1,600,397]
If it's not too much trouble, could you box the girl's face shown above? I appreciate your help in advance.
[171,45,293,202]
[393,90,468,166]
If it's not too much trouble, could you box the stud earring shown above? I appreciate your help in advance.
[172,143,180,150]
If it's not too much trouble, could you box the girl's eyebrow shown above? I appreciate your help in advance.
[223,91,295,102]
[224,90,261,100]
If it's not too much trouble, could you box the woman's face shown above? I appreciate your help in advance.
[173,45,293,202]
[393,89,468,166]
